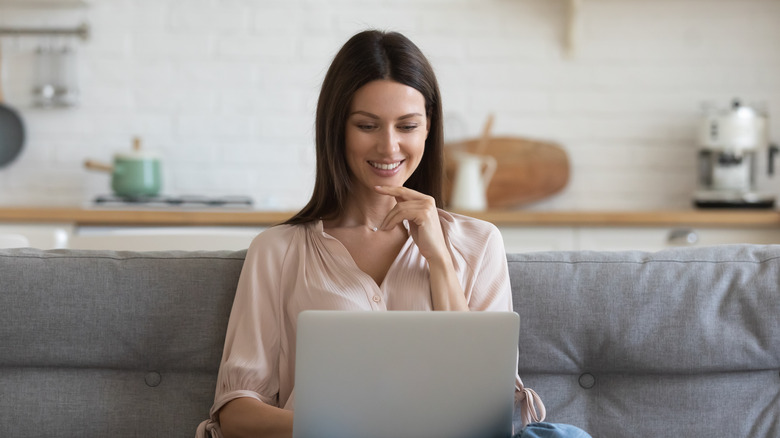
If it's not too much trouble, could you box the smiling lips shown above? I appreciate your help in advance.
[368,160,403,171]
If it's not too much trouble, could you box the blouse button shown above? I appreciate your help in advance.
[372,295,381,302]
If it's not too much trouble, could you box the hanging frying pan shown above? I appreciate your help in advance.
[0,45,25,168]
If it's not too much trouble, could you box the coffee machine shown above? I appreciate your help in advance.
[694,99,778,209]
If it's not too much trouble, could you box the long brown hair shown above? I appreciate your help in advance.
[285,30,444,225]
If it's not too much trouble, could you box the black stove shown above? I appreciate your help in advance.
[93,195,254,208]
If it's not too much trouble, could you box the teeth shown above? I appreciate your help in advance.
[369,161,401,170]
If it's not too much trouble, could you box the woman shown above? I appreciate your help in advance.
[197,30,587,438]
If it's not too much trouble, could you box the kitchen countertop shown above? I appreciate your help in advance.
[1,206,780,227]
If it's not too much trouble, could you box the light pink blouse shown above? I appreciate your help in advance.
[196,210,545,438]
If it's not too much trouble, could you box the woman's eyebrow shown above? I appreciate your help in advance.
[350,110,379,119]
[349,111,424,120]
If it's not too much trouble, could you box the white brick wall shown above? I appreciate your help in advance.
[0,0,779,210]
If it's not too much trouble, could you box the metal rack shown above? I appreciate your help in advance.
[0,23,89,41]
[0,0,90,41]
[0,0,89,7]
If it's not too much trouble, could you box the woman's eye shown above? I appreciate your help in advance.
[399,124,418,132]
[357,124,376,131]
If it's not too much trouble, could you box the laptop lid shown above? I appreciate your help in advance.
[293,310,520,438]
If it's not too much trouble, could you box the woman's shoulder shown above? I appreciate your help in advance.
[437,209,501,241]
[437,209,506,269]
[246,222,313,257]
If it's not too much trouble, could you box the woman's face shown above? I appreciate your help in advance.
[344,79,429,193]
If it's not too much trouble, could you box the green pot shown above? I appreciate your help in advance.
[111,155,162,198]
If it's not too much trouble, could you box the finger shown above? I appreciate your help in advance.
[374,185,429,202]
[378,204,411,231]
[379,201,436,231]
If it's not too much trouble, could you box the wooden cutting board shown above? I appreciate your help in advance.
[443,136,570,209]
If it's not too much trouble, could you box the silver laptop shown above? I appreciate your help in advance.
[293,310,520,438]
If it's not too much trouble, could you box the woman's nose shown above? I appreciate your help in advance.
[376,128,400,153]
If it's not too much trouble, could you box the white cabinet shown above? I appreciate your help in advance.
[576,227,780,251]
[68,226,266,251]
[3,220,779,253]
[499,226,780,252]
[499,227,576,252]
[0,224,264,251]
[691,228,780,246]
[574,228,669,252]
[0,233,29,248]
[0,224,71,249]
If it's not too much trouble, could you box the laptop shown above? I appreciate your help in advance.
[293,310,520,438]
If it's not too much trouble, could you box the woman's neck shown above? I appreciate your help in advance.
[330,190,397,230]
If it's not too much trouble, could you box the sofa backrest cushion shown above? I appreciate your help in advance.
[0,248,245,438]
[509,244,780,437]
[2,245,779,438]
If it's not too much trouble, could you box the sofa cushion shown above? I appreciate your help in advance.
[509,244,780,437]
[2,244,779,438]
[0,248,245,438]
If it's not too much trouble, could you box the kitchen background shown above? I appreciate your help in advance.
[0,0,779,211]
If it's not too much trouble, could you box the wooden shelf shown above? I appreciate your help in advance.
[466,209,780,227]
[1,207,779,228]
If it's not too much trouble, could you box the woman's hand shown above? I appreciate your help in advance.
[374,185,468,311]
[374,185,449,265]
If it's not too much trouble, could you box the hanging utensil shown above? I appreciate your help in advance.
[33,42,56,107]
[0,43,25,168]
[54,41,79,107]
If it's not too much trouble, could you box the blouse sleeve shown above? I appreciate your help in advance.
[465,223,547,427]
[208,228,292,421]
[465,224,514,312]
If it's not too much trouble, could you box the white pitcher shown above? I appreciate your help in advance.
[450,151,497,211]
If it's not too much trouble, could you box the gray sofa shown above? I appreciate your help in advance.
[1,245,778,437]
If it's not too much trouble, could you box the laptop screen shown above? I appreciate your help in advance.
[293,310,520,438]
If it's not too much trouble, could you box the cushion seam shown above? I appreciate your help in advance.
[0,254,246,262]
[508,255,780,265]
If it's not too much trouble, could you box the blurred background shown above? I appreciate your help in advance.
[0,0,778,211]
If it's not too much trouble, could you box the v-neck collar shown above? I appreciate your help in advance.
[314,219,414,291]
